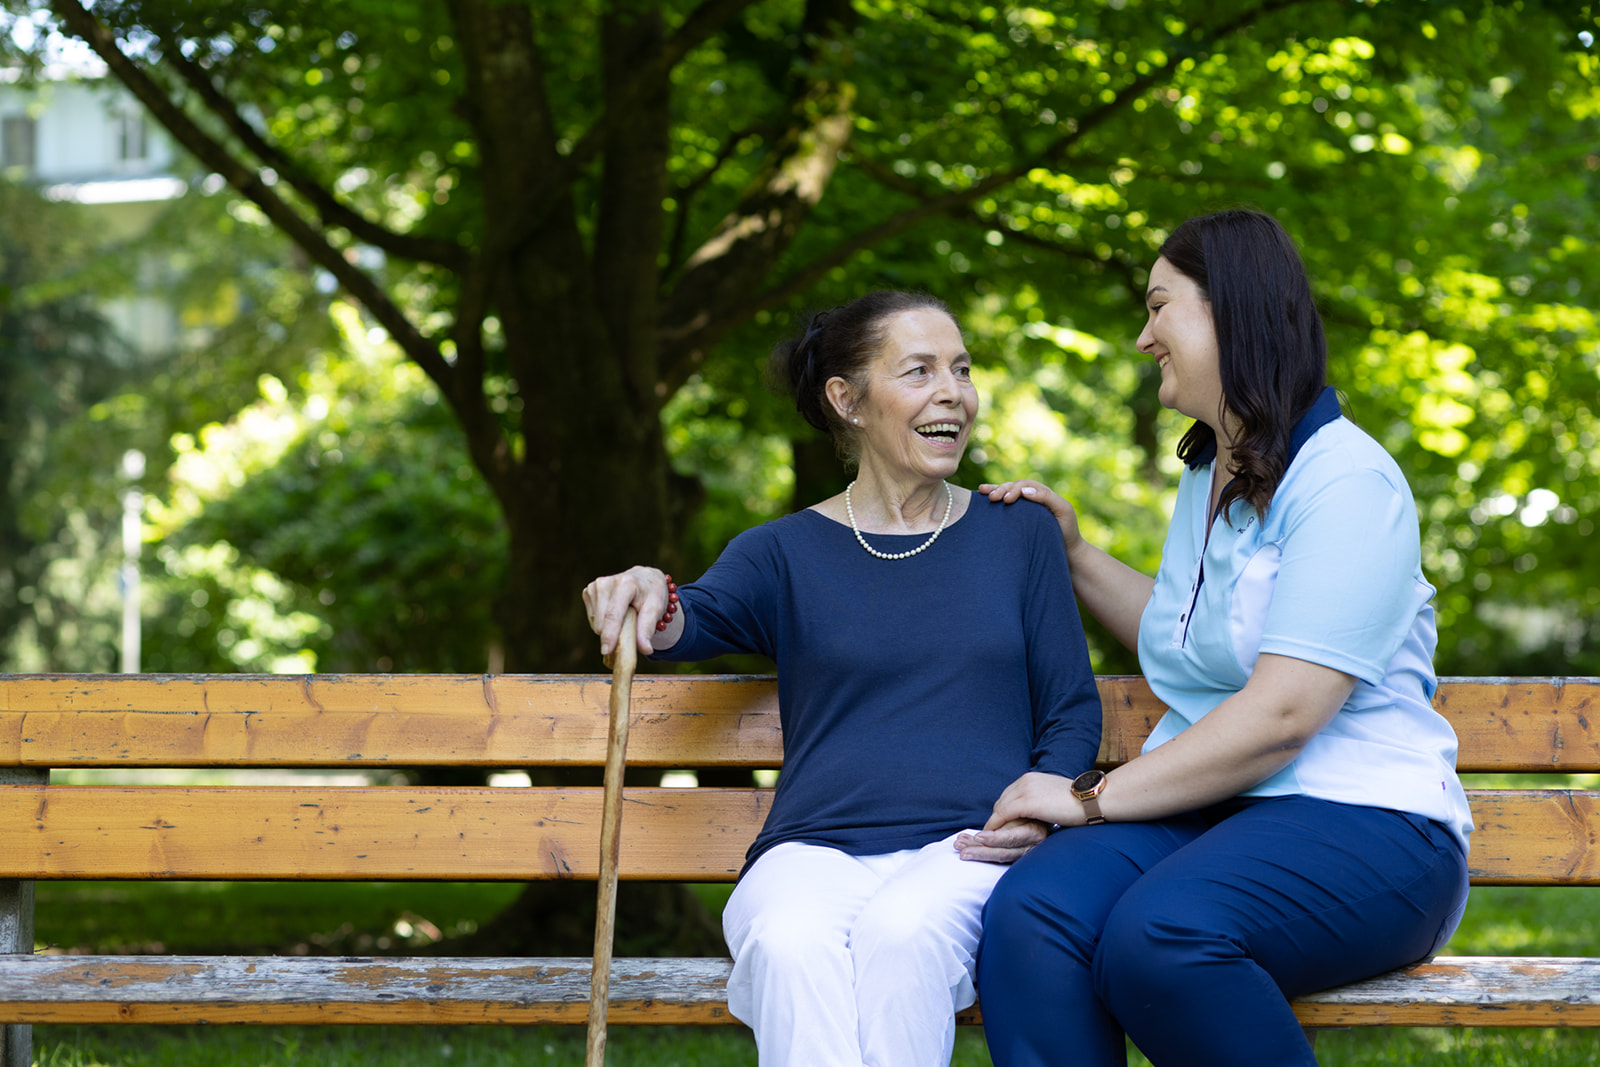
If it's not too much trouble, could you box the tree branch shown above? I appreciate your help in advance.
[744,0,1318,316]
[667,122,779,272]
[161,44,468,271]
[656,83,856,389]
[450,251,495,403]
[561,0,762,178]
[655,0,857,389]
[479,0,761,262]
[852,151,1142,290]
[46,0,514,489]
[983,215,1145,297]
[664,0,764,68]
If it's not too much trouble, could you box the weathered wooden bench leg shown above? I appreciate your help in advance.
[0,769,46,1067]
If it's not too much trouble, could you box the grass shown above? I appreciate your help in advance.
[33,881,525,957]
[33,1022,1600,1067]
[34,1025,765,1067]
[27,881,1600,1065]
[33,1025,1000,1067]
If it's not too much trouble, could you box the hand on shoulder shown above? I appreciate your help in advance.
[978,479,1082,551]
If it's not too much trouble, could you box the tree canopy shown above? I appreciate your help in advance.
[2,0,1597,678]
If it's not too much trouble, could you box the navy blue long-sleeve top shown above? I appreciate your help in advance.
[655,494,1102,871]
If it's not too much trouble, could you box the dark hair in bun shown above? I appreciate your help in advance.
[770,290,957,455]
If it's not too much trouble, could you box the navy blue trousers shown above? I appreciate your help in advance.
[975,796,1467,1066]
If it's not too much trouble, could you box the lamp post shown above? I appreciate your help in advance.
[119,449,144,674]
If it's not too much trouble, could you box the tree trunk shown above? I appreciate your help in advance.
[791,432,849,515]
[447,1,721,957]
[495,432,670,672]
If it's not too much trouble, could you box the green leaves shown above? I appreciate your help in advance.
[8,0,1596,674]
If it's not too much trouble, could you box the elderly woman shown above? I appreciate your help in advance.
[961,210,1473,1066]
[584,290,1102,1067]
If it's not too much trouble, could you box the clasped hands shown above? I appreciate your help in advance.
[955,771,1087,864]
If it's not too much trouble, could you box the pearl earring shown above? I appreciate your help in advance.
[852,418,860,425]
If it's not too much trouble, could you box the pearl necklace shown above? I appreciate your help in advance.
[844,480,954,561]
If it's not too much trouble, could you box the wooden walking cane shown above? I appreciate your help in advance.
[586,607,637,1067]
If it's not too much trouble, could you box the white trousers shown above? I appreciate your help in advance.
[721,833,1008,1067]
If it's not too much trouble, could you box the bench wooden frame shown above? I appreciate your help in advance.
[0,673,1596,1062]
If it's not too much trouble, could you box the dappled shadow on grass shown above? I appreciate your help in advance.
[37,879,734,960]
[31,1026,995,1067]
[439,880,727,959]
[34,882,522,957]
[35,1024,762,1067]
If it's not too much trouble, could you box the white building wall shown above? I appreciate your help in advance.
[0,77,186,356]
[0,79,176,181]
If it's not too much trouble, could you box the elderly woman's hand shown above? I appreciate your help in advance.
[955,769,1090,860]
[582,566,678,658]
[978,479,1083,553]
[954,818,1052,864]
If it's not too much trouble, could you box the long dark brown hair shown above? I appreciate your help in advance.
[1161,210,1328,519]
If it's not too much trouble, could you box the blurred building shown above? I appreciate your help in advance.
[0,74,185,355]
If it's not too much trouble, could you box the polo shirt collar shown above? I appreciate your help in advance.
[1187,386,1342,471]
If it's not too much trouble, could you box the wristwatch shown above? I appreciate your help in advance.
[1071,769,1108,825]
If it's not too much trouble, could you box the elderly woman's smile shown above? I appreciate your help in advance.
[916,421,963,443]
[848,308,977,486]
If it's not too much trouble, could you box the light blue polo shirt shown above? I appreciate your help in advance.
[1137,388,1473,849]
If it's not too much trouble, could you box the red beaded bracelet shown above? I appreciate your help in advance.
[655,575,680,632]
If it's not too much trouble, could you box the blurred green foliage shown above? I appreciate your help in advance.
[149,305,506,673]
[0,0,1595,676]
[0,182,128,670]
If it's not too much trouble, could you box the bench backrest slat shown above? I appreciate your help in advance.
[1,675,1595,772]
[0,675,783,769]
[0,785,769,882]
[0,785,1589,885]
[1438,678,1600,772]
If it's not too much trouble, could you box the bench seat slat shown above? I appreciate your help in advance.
[1292,956,1600,1027]
[0,956,739,1025]
[3,675,1595,772]
[0,785,1594,884]
[0,955,1593,1028]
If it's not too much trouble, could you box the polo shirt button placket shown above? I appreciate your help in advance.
[1171,556,1204,649]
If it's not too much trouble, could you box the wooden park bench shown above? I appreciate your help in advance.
[0,673,1595,1063]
